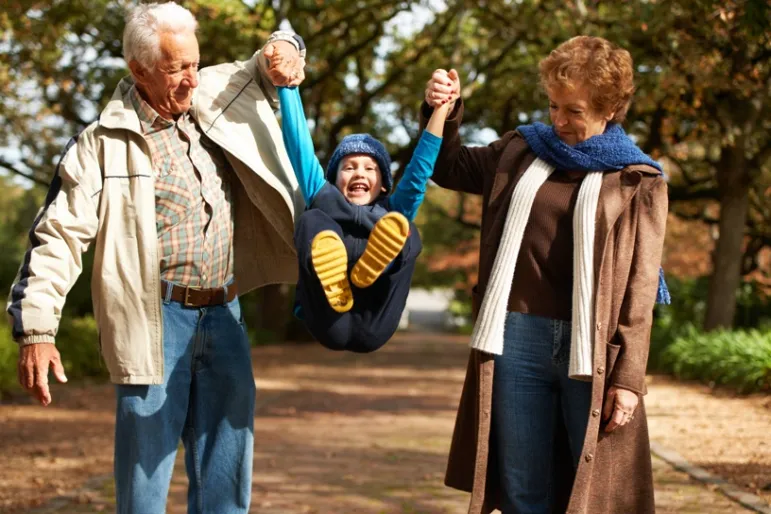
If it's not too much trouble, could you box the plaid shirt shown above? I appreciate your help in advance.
[127,86,234,288]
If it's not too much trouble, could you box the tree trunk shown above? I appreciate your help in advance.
[704,145,750,330]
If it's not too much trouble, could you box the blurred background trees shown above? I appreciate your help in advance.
[0,0,769,391]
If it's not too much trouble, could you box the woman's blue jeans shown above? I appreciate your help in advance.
[114,285,255,514]
[492,311,593,514]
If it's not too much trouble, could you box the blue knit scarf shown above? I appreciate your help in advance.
[517,122,670,304]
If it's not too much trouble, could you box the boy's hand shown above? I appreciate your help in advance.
[264,42,305,87]
[425,68,461,111]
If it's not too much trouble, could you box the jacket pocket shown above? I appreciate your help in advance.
[606,342,621,386]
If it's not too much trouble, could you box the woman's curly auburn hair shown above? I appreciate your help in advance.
[539,36,635,124]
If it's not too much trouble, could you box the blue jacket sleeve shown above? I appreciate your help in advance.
[389,131,442,221]
[277,86,326,204]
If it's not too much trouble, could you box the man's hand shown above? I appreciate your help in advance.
[18,343,68,406]
[602,385,639,433]
[263,41,305,87]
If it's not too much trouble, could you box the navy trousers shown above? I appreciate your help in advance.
[294,208,422,353]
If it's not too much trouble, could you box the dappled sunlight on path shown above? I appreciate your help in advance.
[0,331,763,513]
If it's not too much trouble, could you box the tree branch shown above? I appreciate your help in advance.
[667,183,720,202]
[302,0,400,47]
[0,158,49,187]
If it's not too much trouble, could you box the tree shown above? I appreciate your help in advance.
[2,0,769,332]
[401,0,771,330]
[625,0,771,329]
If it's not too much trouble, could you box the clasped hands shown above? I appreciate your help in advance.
[424,68,461,111]
[264,41,305,87]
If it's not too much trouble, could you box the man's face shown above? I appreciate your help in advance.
[131,30,200,119]
[335,154,385,205]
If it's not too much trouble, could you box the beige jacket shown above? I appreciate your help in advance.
[6,49,304,384]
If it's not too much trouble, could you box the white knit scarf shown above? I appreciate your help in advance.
[469,158,604,380]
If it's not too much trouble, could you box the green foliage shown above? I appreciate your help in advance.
[0,319,19,395]
[447,288,474,335]
[0,314,106,396]
[661,326,771,394]
[54,315,106,380]
[0,1,768,392]
[649,276,771,370]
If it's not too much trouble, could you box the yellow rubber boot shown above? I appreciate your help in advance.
[311,231,353,313]
[351,212,410,289]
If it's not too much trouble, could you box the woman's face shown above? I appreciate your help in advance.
[547,84,614,145]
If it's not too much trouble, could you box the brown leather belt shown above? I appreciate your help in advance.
[161,281,238,307]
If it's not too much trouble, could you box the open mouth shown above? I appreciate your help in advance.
[175,89,193,101]
[346,182,370,197]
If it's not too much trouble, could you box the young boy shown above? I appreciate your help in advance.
[278,85,450,353]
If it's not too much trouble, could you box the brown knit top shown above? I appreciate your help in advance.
[507,170,584,322]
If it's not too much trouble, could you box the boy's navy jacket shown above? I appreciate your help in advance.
[277,86,439,323]
[306,182,391,263]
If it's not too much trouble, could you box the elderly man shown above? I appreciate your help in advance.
[6,2,305,512]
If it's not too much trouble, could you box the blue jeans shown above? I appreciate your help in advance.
[492,312,593,514]
[114,287,256,514]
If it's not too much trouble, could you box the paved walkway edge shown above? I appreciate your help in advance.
[651,441,771,514]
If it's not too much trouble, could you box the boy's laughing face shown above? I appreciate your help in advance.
[335,154,386,205]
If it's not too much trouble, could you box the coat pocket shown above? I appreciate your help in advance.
[606,341,621,386]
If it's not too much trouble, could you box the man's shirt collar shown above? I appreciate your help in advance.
[127,85,176,134]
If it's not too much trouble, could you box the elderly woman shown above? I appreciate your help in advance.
[421,36,669,513]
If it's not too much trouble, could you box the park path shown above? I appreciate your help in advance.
[0,331,768,513]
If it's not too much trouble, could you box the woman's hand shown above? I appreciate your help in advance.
[425,68,461,110]
[602,386,639,433]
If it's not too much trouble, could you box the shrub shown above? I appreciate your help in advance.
[0,321,19,395]
[661,326,771,393]
[0,314,107,397]
[648,276,771,372]
[55,315,107,380]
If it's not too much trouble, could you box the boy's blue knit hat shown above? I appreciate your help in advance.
[326,134,393,193]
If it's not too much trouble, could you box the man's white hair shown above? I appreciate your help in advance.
[123,2,198,69]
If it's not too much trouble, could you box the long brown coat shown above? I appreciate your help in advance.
[420,102,668,513]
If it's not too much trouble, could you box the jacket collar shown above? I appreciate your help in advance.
[126,85,174,134]
[99,76,143,134]
[594,166,659,264]
[99,75,200,135]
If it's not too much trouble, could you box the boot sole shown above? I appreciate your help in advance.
[351,212,409,289]
[311,231,353,313]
